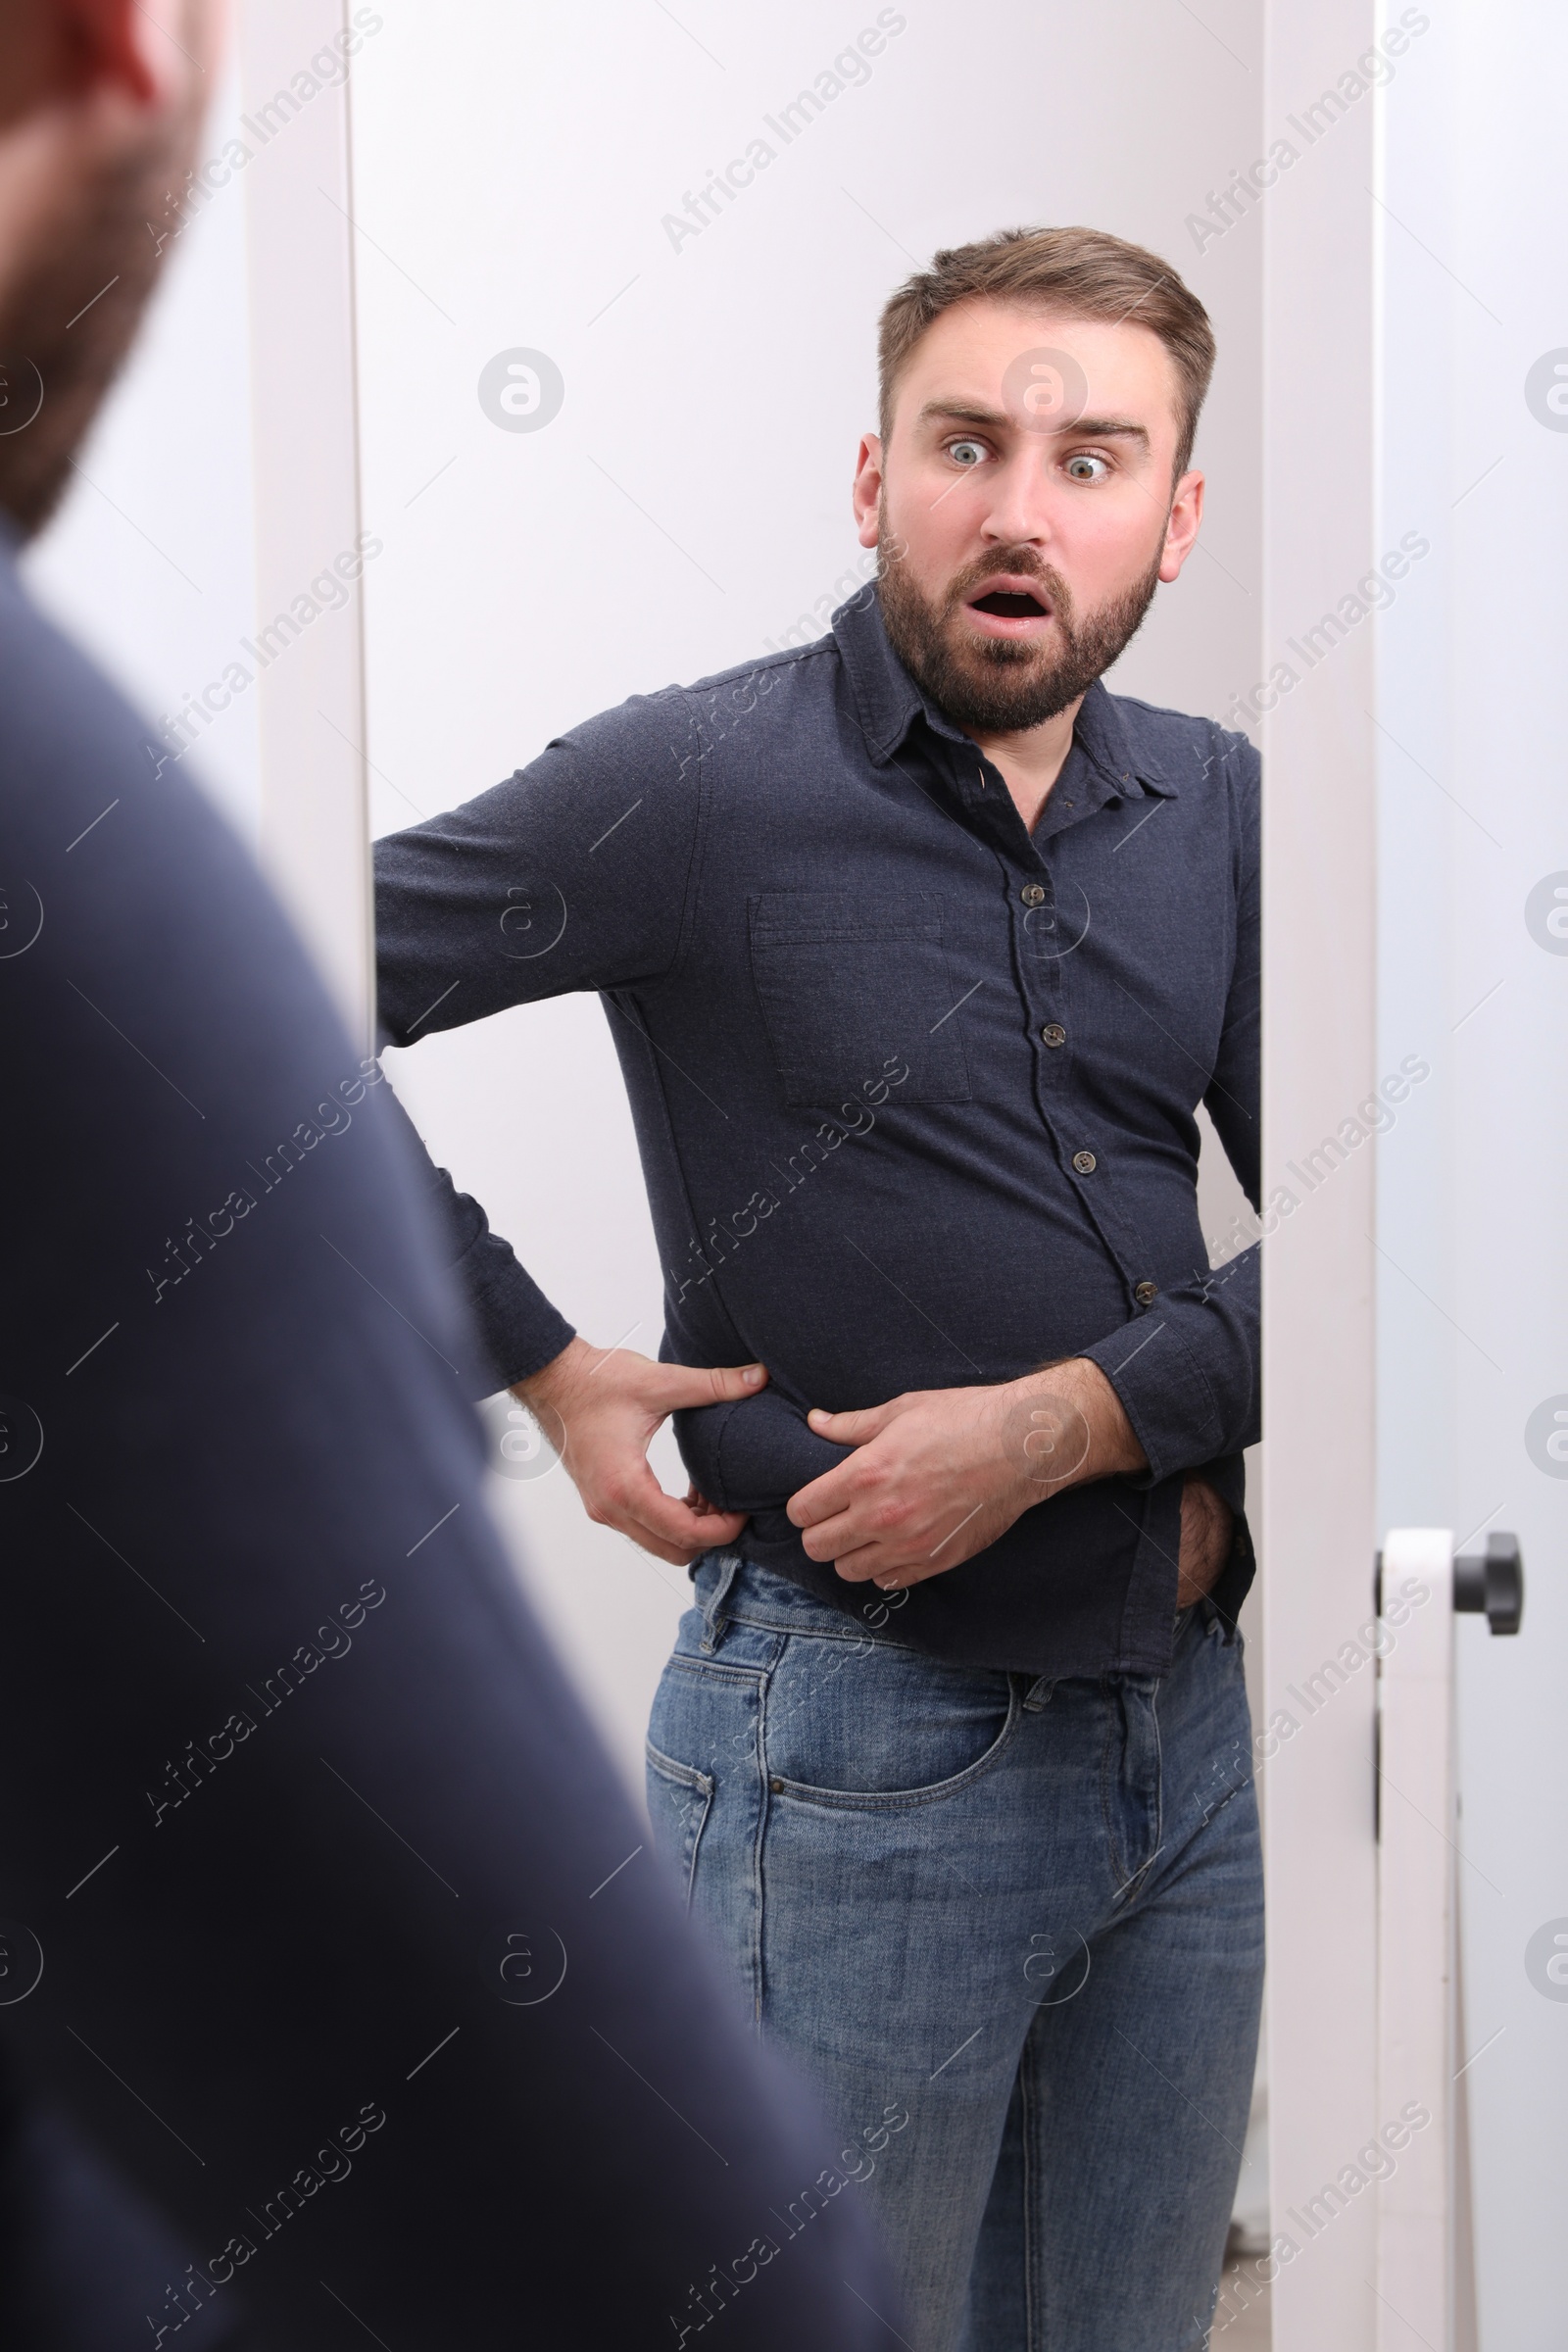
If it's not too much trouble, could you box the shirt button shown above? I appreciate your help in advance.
[1040,1023,1067,1048]
[1021,882,1047,906]
[1134,1279,1158,1304]
[1072,1150,1097,1174]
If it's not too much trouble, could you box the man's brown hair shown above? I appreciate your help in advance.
[877,225,1216,481]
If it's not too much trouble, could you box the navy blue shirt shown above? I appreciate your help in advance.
[0,532,893,2345]
[375,587,1260,1677]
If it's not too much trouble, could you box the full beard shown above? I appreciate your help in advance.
[0,83,205,538]
[875,514,1165,736]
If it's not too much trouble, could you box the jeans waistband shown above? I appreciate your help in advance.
[693,1550,1224,1675]
[692,1546,908,1655]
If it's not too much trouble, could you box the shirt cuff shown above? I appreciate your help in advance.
[415,1161,575,1398]
[460,1231,578,1399]
[1082,1312,1224,1486]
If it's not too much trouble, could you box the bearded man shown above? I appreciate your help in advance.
[377,225,1261,2352]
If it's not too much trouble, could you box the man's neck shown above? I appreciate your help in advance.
[962,695,1083,836]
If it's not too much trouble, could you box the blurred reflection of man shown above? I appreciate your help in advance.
[0,4,895,2344]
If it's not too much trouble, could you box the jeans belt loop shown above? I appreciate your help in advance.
[698,1549,744,1653]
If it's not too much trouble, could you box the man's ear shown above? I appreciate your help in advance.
[1158,466,1205,584]
[852,432,884,551]
[57,0,197,108]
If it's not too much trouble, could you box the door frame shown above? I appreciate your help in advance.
[1258,5,1381,2345]
[240,0,373,1052]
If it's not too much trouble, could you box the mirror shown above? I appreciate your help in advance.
[27,2,1555,2342]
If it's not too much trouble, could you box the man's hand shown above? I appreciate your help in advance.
[786,1357,1147,1591]
[1176,1476,1233,1607]
[515,1336,767,1566]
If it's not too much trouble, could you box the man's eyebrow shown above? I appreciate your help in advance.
[915,399,1152,453]
[1068,415,1151,450]
[915,400,1012,432]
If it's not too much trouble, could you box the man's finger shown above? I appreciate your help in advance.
[806,1402,892,1446]
[785,1461,865,1530]
[642,1359,769,1411]
[843,1546,955,1590]
[831,1543,891,1583]
[620,1512,749,1567]
[608,1460,748,1561]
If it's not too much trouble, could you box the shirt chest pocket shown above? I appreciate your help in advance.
[747,891,973,1107]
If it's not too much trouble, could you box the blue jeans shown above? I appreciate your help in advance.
[647,1553,1264,2352]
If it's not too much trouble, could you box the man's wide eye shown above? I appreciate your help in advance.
[948,439,986,466]
[1065,452,1109,481]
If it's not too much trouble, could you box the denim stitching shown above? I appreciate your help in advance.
[1099,1682,1126,1887]
[663,1654,766,1691]
[644,1738,713,1912]
[760,1628,879,1769]
[712,1600,934,1655]
[1118,1675,1168,1906]
[1020,2028,1044,2351]
[1103,1677,1164,1900]
[762,1674,1021,1812]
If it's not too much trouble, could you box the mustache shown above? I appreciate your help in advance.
[943,548,1074,621]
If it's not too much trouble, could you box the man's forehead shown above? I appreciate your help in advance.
[899,300,1179,411]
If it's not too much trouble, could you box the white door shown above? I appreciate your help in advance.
[1376,5,1567,2346]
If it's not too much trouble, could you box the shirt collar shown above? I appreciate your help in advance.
[831,585,1179,800]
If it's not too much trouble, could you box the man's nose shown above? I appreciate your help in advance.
[978,454,1056,549]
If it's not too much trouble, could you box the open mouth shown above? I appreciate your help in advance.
[970,589,1048,618]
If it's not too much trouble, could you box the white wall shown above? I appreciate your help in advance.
[1377,4,1568,2341]
[23,47,260,848]
[350,0,1265,1789]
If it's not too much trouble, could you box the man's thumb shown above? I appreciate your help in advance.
[807,1403,887,1446]
[660,1359,769,1407]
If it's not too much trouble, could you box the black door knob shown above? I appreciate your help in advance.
[1452,1531,1523,1636]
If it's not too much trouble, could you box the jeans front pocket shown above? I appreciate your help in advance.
[647,1641,775,2013]
[747,890,973,1107]
[763,1630,1017,1809]
[645,1739,714,1910]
